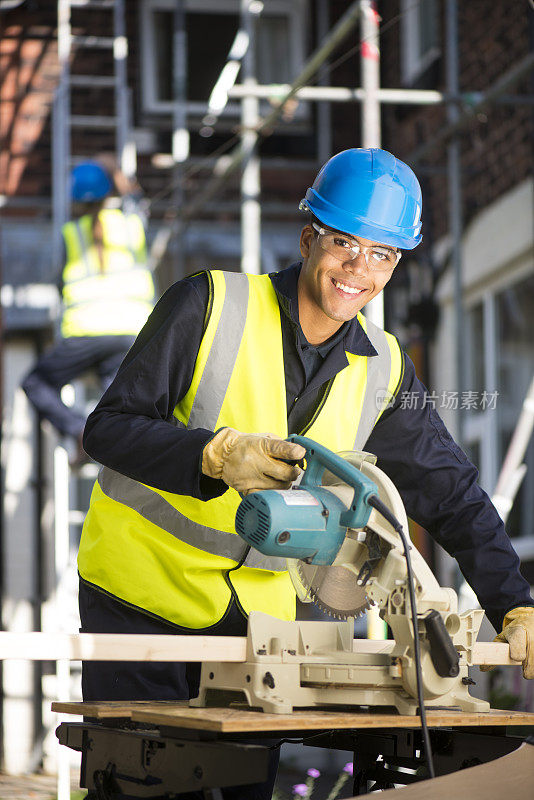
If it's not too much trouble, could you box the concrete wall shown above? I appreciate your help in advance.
[432,176,534,630]
[434,178,534,434]
[2,340,42,773]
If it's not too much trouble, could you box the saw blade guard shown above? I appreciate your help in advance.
[327,450,410,537]
[288,445,411,619]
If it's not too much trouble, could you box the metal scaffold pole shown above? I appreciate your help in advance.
[445,0,465,439]
[359,0,383,331]
[359,0,386,640]
[52,0,71,271]
[228,83,534,105]
[114,0,136,179]
[316,0,333,163]
[240,0,261,275]
[492,376,534,526]
[172,0,189,281]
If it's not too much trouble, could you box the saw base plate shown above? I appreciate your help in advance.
[191,612,490,716]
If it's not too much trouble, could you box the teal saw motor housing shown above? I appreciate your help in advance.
[234,436,379,566]
[235,486,348,565]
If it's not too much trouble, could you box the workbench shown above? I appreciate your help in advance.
[53,701,534,797]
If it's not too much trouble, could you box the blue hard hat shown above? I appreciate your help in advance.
[300,148,422,250]
[71,161,112,202]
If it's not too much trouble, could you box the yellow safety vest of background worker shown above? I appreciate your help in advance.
[61,207,154,338]
[22,160,155,459]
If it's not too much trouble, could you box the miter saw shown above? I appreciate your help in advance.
[191,436,490,716]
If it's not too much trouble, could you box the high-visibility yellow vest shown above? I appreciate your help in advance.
[78,270,403,629]
[61,209,155,337]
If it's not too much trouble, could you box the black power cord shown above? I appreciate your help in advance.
[367,494,436,780]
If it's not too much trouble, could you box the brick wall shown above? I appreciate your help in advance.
[379,0,533,244]
[1,7,58,202]
[0,2,129,208]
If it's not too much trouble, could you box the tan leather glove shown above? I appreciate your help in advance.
[202,428,306,495]
[480,606,534,679]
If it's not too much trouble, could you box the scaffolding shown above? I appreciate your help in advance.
[8,0,533,785]
[149,0,533,341]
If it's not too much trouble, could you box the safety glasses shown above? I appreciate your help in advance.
[312,223,401,271]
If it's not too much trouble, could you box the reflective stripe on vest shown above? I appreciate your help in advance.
[98,465,287,572]
[353,315,402,450]
[79,269,402,628]
[188,271,249,431]
[61,209,154,337]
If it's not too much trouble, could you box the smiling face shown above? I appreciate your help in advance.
[297,224,396,344]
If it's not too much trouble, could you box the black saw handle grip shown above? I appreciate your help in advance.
[423,610,460,678]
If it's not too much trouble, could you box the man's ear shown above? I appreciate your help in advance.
[300,225,314,258]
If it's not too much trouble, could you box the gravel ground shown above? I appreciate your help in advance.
[0,768,352,800]
[0,773,82,800]
[0,749,351,800]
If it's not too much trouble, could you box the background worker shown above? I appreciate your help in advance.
[22,159,155,463]
[77,149,533,800]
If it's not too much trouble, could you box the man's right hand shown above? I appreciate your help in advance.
[202,428,306,495]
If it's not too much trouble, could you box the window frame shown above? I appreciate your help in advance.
[399,0,441,86]
[139,0,307,118]
[463,269,534,543]
[462,292,499,494]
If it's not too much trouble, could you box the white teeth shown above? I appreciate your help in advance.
[333,279,364,295]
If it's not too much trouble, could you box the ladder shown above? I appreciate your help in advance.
[52,0,135,268]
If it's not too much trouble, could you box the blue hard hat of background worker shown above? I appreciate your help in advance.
[300,148,422,250]
[71,161,113,202]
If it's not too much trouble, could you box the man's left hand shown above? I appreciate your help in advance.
[482,607,534,679]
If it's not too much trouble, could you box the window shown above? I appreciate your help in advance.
[466,302,485,398]
[463,273,534,540]
[400,0,440,85]
[140,0,306,117]
[495,277,534,539]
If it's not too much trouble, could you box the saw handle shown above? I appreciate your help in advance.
[423,610,460,678]
[287,435,378,530]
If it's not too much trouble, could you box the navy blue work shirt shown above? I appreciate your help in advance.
[83,262,533,632]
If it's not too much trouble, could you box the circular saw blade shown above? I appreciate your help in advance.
[296,561,371,619]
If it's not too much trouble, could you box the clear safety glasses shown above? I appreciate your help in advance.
[312,223,401,271]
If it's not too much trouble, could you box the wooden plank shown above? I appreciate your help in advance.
[0,633,246,662]
[353,640,514,666]
[0,632,516,666]
[52,701,185,719]
[130,706,534,732]
[468,641,515,665]
[51,701,534,732]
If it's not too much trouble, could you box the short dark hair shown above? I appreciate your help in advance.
[305,212,322,230]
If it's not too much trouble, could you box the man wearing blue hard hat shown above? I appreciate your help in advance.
[297,148,419,336]
[22,158,155,464]
[76,149,532,800]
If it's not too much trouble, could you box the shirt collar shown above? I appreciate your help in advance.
[269,262,378,357]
